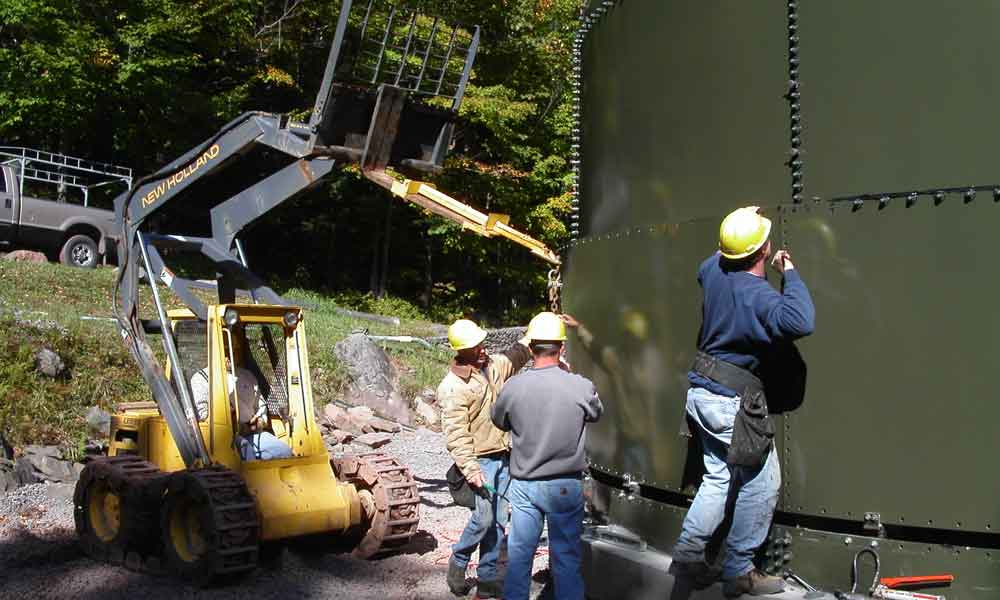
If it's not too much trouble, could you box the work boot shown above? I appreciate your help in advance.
[722,569,785,597]
[447,561,473,596]
[668,560,721,589]
[474,579,503,599]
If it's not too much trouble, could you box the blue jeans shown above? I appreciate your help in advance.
[504,476,585,600]
[672,386,781,579]
[237,432,294,461]
[451,455,510,581]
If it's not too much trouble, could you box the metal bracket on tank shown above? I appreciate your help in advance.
[619,473,641,500]
[863,512,885,537]
[583,523,648,552]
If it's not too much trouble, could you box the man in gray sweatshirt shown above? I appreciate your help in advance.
[491,312,603,600]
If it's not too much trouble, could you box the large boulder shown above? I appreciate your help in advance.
[2,250,47,263]
[333,333,411,424]
[35,348,67,378]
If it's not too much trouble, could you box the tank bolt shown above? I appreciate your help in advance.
[934,191,946,205]
[878,196,890,210]
[844,537,853,545]
[964,188,976,203]
[906,192,918,207]
[870,540,879,548]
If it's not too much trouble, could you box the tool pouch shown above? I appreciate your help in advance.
[726,388,774,468]
[446,463,477,509]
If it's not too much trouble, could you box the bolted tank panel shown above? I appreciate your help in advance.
[568,0,1000,596]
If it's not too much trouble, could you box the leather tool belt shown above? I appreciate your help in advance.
[691,351,763,396]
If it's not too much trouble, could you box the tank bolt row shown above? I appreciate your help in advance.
[786,0,803,204]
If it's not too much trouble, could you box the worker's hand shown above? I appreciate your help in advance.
[770,249,795,272]
[467,471,485,489]
[560,314,580,329]
[249,416,266,432]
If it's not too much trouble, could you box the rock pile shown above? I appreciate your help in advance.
[319,403,403,455]
[427,326,527,354]
[0,445,82,494]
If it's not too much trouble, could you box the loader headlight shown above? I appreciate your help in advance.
[282,311,299,328]
[223,308,239,328]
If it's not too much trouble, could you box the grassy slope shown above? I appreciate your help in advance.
[0,260,450,453]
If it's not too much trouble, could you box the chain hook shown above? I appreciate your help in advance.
[547,267,563,313]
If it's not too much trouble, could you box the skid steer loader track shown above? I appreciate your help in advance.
[332,452,421,558]
[75,457,259,584]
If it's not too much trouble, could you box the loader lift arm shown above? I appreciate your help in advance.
[112,0,558,468]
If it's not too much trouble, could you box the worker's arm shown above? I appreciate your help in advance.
[761,251,815,340]
[562,314,621,374]
[490,336,531,383]
[491,386,514,432]
[438,383,481,481]
[189,370,209,421]
[582,380,604,423]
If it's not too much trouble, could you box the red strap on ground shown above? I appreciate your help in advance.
[880,575,954,588]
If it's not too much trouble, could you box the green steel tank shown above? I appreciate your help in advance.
[565,1,1000,598]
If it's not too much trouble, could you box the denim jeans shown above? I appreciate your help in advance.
[671,386,781,579]
[237,432,294,461]
[451,455,510,581]
[504,476,585,600]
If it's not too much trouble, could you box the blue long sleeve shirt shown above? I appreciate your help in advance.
[687,252,815,397]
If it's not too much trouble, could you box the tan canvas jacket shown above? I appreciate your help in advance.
[438,340,530,479]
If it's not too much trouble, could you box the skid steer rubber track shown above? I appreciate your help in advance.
[74,455,169,572]
[160,465,260,586]
[332,452,421,558]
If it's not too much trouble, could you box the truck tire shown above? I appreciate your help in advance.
[60,234,99,268]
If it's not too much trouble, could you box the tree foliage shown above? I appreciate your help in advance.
[0,0,579,323]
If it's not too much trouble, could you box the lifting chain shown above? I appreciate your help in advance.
[547,266,562,314]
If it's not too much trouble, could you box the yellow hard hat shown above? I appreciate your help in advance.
[448,319,487,350]
[526,312,567,342]
[719,206,772,259]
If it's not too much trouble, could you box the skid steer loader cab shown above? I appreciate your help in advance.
[109,305,364,542]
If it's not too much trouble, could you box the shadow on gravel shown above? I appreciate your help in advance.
[377,529,437,557]
[0,527,80,569]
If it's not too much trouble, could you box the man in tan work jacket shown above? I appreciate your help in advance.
[439,319,530,599]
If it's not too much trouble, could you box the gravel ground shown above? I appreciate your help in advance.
[0,428,551,600]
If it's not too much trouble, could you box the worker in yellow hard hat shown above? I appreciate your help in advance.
[439,318,530,598]
[670,206,816,597]
[492,311,603,600]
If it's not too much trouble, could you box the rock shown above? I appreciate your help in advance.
[73,463,86,478]
[24,445,62,461]
[0,470,16,493]
[35,347,66,377]
[348,405,375,433]
[322,403,349,427]
[333,333,411,424]
[86,406,111,437]
[414,398,439,427]
[37,455,75,482]
[368,416,401,433]
[3,249,47,263]
[354,432,392,449]
[325,429,355,446]
[13,457,38,485]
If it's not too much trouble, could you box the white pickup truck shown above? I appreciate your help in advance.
[0,148,131,268]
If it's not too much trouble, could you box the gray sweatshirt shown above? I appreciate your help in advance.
[491,365,603,479]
